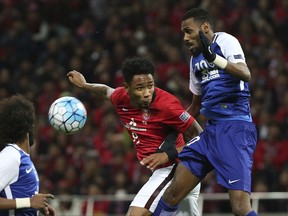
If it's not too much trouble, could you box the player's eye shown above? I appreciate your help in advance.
[148,84,154,89]
[183,28,192,34]
[187,29,193,34]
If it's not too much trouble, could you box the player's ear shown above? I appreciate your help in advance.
[28,132,34,146]
[124,82,129,90]
[200,22,210,34]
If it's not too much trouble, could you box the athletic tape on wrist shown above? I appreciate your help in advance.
[16,198,31,209]
[165,148,178,161]
[213,55,228,69]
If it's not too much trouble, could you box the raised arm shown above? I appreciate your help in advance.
[199,31,251,82]
[224,62,251,82]
[67,70,115,100]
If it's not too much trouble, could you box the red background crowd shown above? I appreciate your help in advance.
[0,0,287,214]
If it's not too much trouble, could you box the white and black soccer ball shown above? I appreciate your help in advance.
[48,96,87,134]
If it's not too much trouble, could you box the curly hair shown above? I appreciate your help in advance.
[0,95,35,150]
[121,57,155,84]
[182,8,215,30]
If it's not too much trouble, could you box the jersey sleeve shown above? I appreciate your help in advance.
[216,33,246,64]
[160,94,195,133]
[110,87,124,106]
[0,147,21,191]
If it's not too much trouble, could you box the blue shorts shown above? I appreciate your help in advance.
[179,120,257,192]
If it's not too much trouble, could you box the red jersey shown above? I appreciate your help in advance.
[110,87,195,162]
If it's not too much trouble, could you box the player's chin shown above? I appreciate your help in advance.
[190,47,200,56]
[141,101,151,108]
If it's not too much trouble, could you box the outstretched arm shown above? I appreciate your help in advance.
[67,70,115,100]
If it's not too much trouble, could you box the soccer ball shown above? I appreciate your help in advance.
[48,96,87,134]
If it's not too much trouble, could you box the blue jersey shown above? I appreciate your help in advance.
[181,32,257,193]
[189,32,252,121]
[0,144,39,216]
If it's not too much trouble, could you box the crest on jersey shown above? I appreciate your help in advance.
[233,54,244,60]
[179,111,191,122]
[142,109,150,120]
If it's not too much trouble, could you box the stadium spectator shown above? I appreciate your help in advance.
[0,0,287,215]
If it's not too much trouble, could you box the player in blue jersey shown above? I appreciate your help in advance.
[154,8,258,216]
[0,95,56,216]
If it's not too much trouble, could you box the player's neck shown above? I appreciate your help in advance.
[130,100,139,108]
[17,134,30,154]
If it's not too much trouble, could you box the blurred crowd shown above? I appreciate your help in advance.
[0,0,287,214]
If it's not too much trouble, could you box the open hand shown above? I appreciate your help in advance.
[30,193,54,210]
[140,152,169,170]
[199,31,216,62]
[39,204,57,216]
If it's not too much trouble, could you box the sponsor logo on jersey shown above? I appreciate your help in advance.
[26,167,33,174]
[179,111,190,122]
[124,118,146,131]
[124,124,147,131]
[228,179,240,184]
[202,69,220,83]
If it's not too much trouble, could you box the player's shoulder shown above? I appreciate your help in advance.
[0,144,21,163]
[214,32,239,44]
[110,87,127,103]
[1,144,20,154]
[112,86,126,95]
[154,88,182,109]
[155,87,178,101]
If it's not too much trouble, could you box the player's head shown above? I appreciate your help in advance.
[181,8,214,56]
[121,57,155,108]
[0,95,36,150]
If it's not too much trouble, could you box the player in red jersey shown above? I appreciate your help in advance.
[67,57,203,216]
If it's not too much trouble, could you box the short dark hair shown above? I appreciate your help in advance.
[0,95,35,149]
[182,8,215,30]
[121,57,155,84]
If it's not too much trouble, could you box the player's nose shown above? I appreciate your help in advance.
[143,88,151,97]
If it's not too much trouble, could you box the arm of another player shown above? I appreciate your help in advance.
[0,194,55,212]
[141,122,202,170]
[39,204,57,216]
[187,94,202,119]
[140,153,169,170]
[67,70,115,100]
[140,132,178,169]
[182,118,203,143]
[141,119,203,170]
